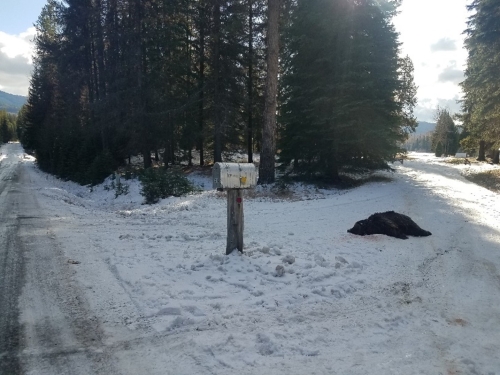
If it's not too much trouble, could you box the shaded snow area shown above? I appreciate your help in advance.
[20,149,500,374]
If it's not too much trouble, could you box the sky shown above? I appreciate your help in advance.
[0,0,470,122]
[0,0,46,96]
[393,0,470,122]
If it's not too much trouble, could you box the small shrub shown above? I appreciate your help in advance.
[103,173,129,197]
[271,178,291,196]
[139,167,199,204]
[87,152,115,186]
[114,175,129,198]
[123,169,134,180]
[435,142,443,157]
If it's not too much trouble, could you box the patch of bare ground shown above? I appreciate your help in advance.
[334,173,394,189]
[445,157,478,165]
[245,186,299,201]
[182,165,214,176]
[464,169,500,193]
[448,318,468,327]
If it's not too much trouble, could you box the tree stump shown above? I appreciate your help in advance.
[493,149,500,164]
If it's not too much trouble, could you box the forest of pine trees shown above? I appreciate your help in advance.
[460,0,500,162]
[279,0,416,181]
[0,111,17,144]
[18,0,417,185]
[404,134,432,153]
[431,108,459,157]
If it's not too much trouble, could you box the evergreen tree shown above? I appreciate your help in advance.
[245,0,267,163]
[397,56,418,136]
[259,0,281,184]
[279,0,410,181]
[0,111,13,143]
[25,0,63,173]
[432,107,459,156]
[22,0,418,187]
[460,0,500,159]
[16,105,29,145]
[404,133,433,153]
[435,142,443,157]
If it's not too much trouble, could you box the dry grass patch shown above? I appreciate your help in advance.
[464,169,500,193]
[445,157,477,165]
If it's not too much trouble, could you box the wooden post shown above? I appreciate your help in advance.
[226,189,244,254]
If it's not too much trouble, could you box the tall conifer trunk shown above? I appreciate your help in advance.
[132,0,150,169]
[212,0,222,163]
[198,3,206,166]
[247,0,254,164]
[259,0,280,184]
[95,0,107,150]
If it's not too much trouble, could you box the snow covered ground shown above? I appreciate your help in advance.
[12,145,500,374]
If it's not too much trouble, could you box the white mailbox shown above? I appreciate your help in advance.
[213,163,257,190]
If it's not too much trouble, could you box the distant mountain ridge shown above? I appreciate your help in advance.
[404,122,435,152]
[415,121,435,134]
[0,90,27,113]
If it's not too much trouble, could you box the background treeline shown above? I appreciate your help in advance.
[460,0,500,162]
[0,110,18,144]
[404,134,432,153]
[405,109,461,157]
[431,107,459,157]
[18,0,417,185]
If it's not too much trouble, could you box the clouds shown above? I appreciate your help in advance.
[431,38,458,52]
[0,28,34,96]
[0,49,31,76]
[0,28,34,60]
[414,96,462,122]
[393,0,469,121]
[434,60,465,85]
[411,58,465,121]
[438,66,464,84]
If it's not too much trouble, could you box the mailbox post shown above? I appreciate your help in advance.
[213,163,257,254]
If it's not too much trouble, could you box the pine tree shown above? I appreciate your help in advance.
[0,111,13,143]
[245,0,266,163]
[397,56,418,136]
[279,0,408,181]
[16,105,29,145]
[461,0,500,159]
[432,107,458,156]
[25,0,63,173]
[435,142,443,157]
[259,0,281,184]
[21,0,272,183]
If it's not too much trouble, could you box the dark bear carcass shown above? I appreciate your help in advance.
[347,211,432,240]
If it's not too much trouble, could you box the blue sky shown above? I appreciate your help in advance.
[0,0,470,122]
[2,0,47,34]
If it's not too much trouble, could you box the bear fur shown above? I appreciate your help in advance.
[347,211,432,240]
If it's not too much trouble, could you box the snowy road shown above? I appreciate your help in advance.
[1,143,499,374]
[0,144,25,374]
[0,144,116,374]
